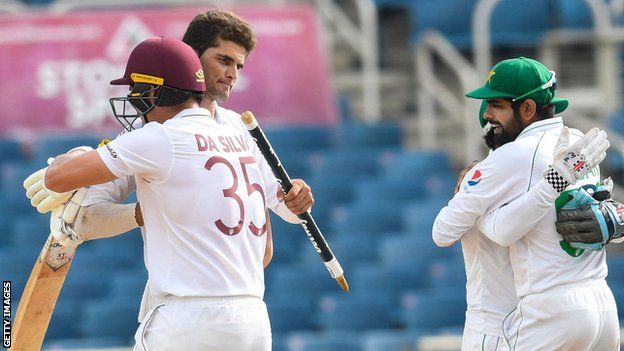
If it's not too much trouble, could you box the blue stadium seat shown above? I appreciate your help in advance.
[408,0,475,48]
[9,214,49,247]
[109,269,148,302]
[315,293,395,331]
[297,236,374,274]
[306,175,357,225]
[331,122,402,150]
[79,297,139,340]
[309,149,387,179]
[553,0,593,29]
[351,263,429,293]
[31,134,101,165]
[402,199,447,234]
[275,151,313,179]
[46,299,81,340]
[429,258,467,291]
[265,264,339,299]
[264,126,331,154]
[361,329,427,351]
[269,214,305,264]
[265,296,315,333]
[0,138,23,166]
[1,163,37,216]
[399,289,466,329]
[284,331,361,351]
[379,235,453,268]
[0,247,39,300]
[383,150,452,180]
[354,177,427,203]
[59,269,111,302]
[43,337,128,350]
[490,0,552,46]
[331,200,404,234]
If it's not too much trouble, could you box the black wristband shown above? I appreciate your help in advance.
[546,168,570,193]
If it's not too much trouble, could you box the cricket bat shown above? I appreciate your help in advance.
[9,233,76,350]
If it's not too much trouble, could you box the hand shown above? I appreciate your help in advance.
[283,179,314,214]
[551,127,609,184]
[24,167,76,213]
[454,161,478,194]
[50,188,88,247]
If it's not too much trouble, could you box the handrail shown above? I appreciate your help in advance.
[415,30,482,163]
[314,0,380,122]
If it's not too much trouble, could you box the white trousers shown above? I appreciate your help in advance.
[462,328,504,351]
[502,280,620,351]
[133,296,271,351]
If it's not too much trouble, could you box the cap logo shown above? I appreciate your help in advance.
[195,69,205,83]
[487,70,495,83]
[131,73,164,86]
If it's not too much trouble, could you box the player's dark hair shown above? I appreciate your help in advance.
[156,85,203,107]
[182,10,257,57]
[511,99,555,121]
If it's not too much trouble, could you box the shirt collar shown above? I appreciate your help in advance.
[517,117,563,139]
[172,107,213,119]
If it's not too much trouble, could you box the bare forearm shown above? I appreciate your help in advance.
[46,150,117,193]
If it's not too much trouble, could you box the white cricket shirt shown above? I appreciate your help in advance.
[474,118,606,297]
[433,175,518,336]
[97,107,278,298]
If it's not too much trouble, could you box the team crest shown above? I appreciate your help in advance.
[195,69,205,83]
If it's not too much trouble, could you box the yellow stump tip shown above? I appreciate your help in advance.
[336,275,349,293]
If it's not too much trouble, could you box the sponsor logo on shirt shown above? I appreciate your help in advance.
[467,170,482,186]
[105,144,118,158]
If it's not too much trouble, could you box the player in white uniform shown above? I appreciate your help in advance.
[42,37,280,350]
[23,10,313,326]
[434,101,517,351]
[436,57,618,350]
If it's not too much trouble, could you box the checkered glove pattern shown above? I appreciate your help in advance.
[550,127,609,184]
[545,168,569,193]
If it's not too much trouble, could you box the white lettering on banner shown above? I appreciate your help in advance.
[0,24,102,44]
[36,60,126,128]
[248,19,304,36]
[33,16,154,129]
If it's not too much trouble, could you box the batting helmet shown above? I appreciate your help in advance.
[109,36,205,131]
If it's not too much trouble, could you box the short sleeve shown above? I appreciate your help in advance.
[96,122,174,183]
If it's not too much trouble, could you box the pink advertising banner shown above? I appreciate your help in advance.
[0,5,337,134]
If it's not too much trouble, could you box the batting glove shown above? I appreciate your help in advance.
[547,127,609,192]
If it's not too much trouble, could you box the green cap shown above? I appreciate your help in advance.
[466,57,568,114]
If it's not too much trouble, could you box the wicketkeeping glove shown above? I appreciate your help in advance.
[546,127,609,193]
[556,180,624,251]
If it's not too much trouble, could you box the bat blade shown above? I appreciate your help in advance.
[10,234,75,351]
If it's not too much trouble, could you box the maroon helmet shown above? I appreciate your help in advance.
[109,37,205,131]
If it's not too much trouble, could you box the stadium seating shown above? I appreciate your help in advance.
[0,137,23,166]
[552,0,593,29]
[360,329,429,351]
[78,296,140,341]
[283,331,361,351]
[331,122,402,150]
[315,293,395,331]
[490,0,552,46]
[30,134,101,165]
[399,289,467,329]
[408,0,475,49]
